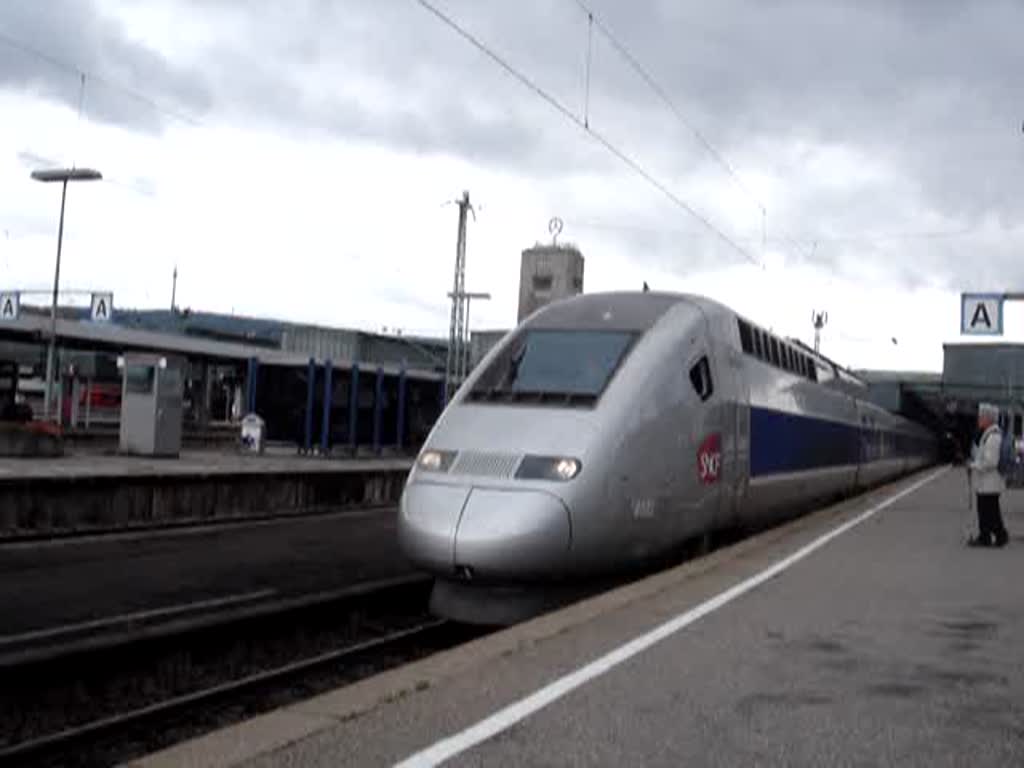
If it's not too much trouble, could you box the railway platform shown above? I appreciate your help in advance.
[0,449,412,539]
[132,465,1024,767]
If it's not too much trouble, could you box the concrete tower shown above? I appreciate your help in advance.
[517,243,585,323]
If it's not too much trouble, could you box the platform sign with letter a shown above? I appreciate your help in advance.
[90,292,113,323]
[0,292,19,321]
[961,293,1003,336]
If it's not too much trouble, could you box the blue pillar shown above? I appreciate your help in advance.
[373,366,384,454]
[303,357,315,454]
[396,365,407,452]
[321,360,333,456]
[245,357,260,414]
[349,363,360,455]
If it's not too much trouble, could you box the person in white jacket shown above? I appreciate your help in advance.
[968,403,1009,548]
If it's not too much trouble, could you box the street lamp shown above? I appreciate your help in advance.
[30,166,103,422]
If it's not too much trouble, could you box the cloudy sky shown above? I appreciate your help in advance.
[1,0,1023,371]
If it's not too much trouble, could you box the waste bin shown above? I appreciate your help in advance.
[118,353,184,457]
[240,412,266,454]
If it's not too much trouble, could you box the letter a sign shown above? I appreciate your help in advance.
[961,293,1003,336]
[0,292,19,321]
[90,292,113,323]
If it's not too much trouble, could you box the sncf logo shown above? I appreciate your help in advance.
[697,433,722,485]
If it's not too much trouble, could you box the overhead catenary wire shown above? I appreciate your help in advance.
[8,7,754,267]
[569,217,1024,248]
[75,72,86,124]
[0,30,203,128]
[571,0,761,212]
[414,0,760,267]
[793,225,1024,245]
[72,72,86,167]
[583,11,593,129]
[568,0,816,263]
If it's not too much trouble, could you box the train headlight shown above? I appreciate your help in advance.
[515,455,581,481]
[417,449,456,472]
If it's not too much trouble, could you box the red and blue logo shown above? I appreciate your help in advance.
[697,433,721,485]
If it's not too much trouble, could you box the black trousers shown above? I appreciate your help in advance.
[976,493,1009,545]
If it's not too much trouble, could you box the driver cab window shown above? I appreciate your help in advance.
[689,356,713,402]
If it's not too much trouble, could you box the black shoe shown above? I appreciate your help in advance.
[967,536,993,548]
[994,534,1009,548]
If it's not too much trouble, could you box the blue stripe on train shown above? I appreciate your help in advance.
[750,407,933,477]
[750,407,860,477]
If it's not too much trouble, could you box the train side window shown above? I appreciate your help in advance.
[738,320,753,354]
[752,330,763,358]
[689,356,713,401]
[769,337,780,368]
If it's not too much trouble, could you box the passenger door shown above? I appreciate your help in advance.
[700,338,746,531]
[726,343,750,527]
[686,347,724,535]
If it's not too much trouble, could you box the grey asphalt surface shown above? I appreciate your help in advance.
[0,507,409,636]
[236,468,1024,767]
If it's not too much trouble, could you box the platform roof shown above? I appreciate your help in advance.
[0,314,442,379]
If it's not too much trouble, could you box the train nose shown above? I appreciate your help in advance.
[398,483,470,573]
[454,488,571,579]
[399,482,572,580]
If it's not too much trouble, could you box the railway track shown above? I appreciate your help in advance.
[0,574,428,669]
[0,579,483,767]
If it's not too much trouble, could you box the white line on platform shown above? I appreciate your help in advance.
[0,588,277,646]
[394,466,949,768]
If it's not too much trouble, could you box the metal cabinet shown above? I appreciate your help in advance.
[118,353,184,457]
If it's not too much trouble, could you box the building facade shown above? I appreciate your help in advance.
[517,243,585,323]
[943,343,1024,437]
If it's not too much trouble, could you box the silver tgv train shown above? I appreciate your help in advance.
[398,291,935,624]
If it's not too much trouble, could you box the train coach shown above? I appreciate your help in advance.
[398,291,936,624]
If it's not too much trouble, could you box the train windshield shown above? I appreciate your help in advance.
[469,329,636,404]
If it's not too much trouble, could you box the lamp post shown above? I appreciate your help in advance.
[30,167,102,422]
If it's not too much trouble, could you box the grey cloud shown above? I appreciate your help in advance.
[4,0,1023,290]
[565,0,1024,286]
[587,1,1024,219]
[178,1,604,174]
[0,0,211,132]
